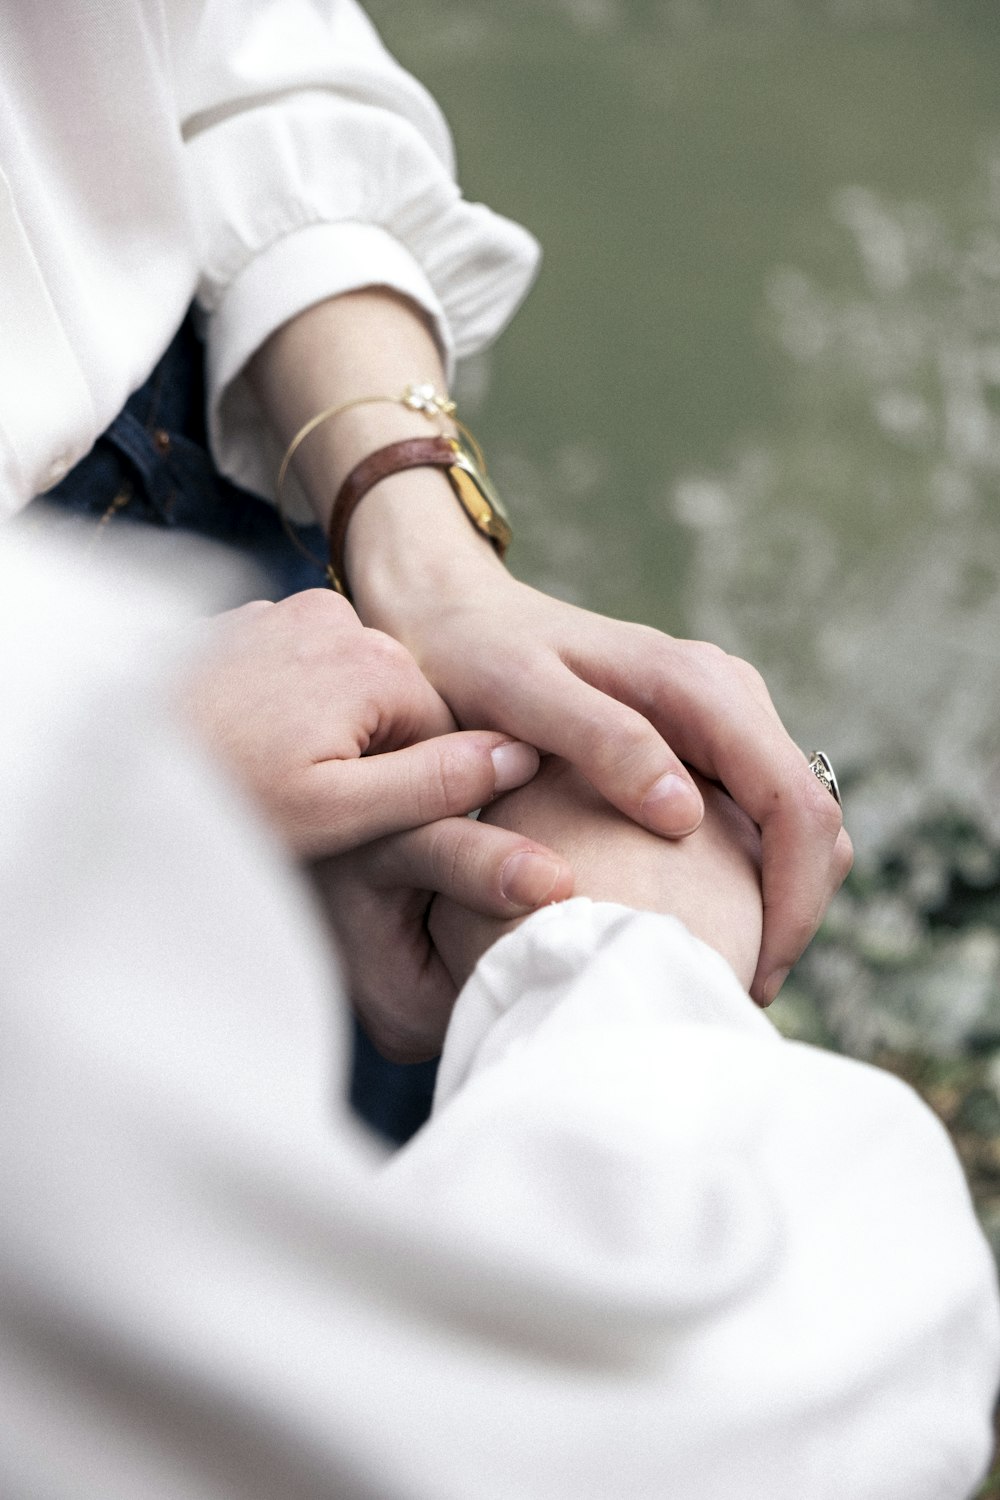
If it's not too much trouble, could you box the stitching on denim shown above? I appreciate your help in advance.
[87,481,134,548]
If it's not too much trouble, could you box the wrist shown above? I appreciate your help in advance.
[345,469,513,638]
[287,402,456,532]
[249,286,453,526]
[248,289,516,633]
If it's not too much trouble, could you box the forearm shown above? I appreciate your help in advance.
[247,288,506,632]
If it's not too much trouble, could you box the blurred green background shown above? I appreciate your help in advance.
[368,0,1000,1279]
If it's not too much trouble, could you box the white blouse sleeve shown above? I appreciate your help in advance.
[168,0,540,501]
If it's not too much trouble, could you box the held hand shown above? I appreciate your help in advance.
[365,571,852,1006]
[429,759,764,995]
[246,290,848,1002]
[182,589,546,857]
[313,813,573,1063]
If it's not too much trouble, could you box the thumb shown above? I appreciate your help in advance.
[298,733,541,856]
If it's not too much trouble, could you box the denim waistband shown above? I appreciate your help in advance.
[35,313,329,601]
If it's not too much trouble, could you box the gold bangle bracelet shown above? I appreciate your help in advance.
[273,383,458,580]
[272,382,496,591]
[275,382,456,511]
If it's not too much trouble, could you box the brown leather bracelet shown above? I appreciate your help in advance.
[328,434,509,598]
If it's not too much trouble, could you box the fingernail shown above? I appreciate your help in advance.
[500,852,563,909]
[639,772,701,835]
[490,741,539,795]
[762,967,790,1006]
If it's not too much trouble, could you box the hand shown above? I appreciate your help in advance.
[181,588,550,857]
[429,758,764,996]
[313,813,573,1063]
[245,288,849,1005]
[356,569,852,1007]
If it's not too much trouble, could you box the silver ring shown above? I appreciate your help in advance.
[808,750,841,807]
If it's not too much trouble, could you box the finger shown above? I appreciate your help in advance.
[482,660,706,838]
[720,747,848,1005]
[358,627,457,749]
[756,819,853,997]
[358,817,574,916]
[649,678,848,1004]
[317,873,459,1064]
[660,699,848,1005]
[575,644,850,1006]
[354,937,458,1064]
[294,732,542,856]
[244,591,457,751]
[750,783,850,1005]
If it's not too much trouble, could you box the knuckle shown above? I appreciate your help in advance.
[680,640,751,703]
[623,620,675,660]
[687,641,771,703]
[733,656,768,697]
[574,703,646,771]
[363,627,409,664]
[800,774,845,842]
[420,819,463,888]
[362,1011,440,1066]
[784,909,821,959]
[767,899,823,968]
[276,590,359,671]
[284,587,354,626]
[440,832,471,897]
[405,757,450,826]
[833,828,855,885]
[689,639,732,675]
[361,628,421,687]
[421,740,483,818]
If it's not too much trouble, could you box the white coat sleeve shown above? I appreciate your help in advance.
[166,0,540,502]
[382,898,1000,1499]
[1,533,996,1500]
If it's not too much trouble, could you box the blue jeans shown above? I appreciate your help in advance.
[32,313,438,1145]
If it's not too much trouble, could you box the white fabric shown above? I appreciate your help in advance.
[0,2,539,520]
[0,528,997,1499]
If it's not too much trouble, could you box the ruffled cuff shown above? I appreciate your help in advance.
[434,899,777,1114]
[204,221,447,520]
[189,96,539,514]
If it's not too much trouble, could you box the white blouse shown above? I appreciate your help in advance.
[0,2,539,520]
